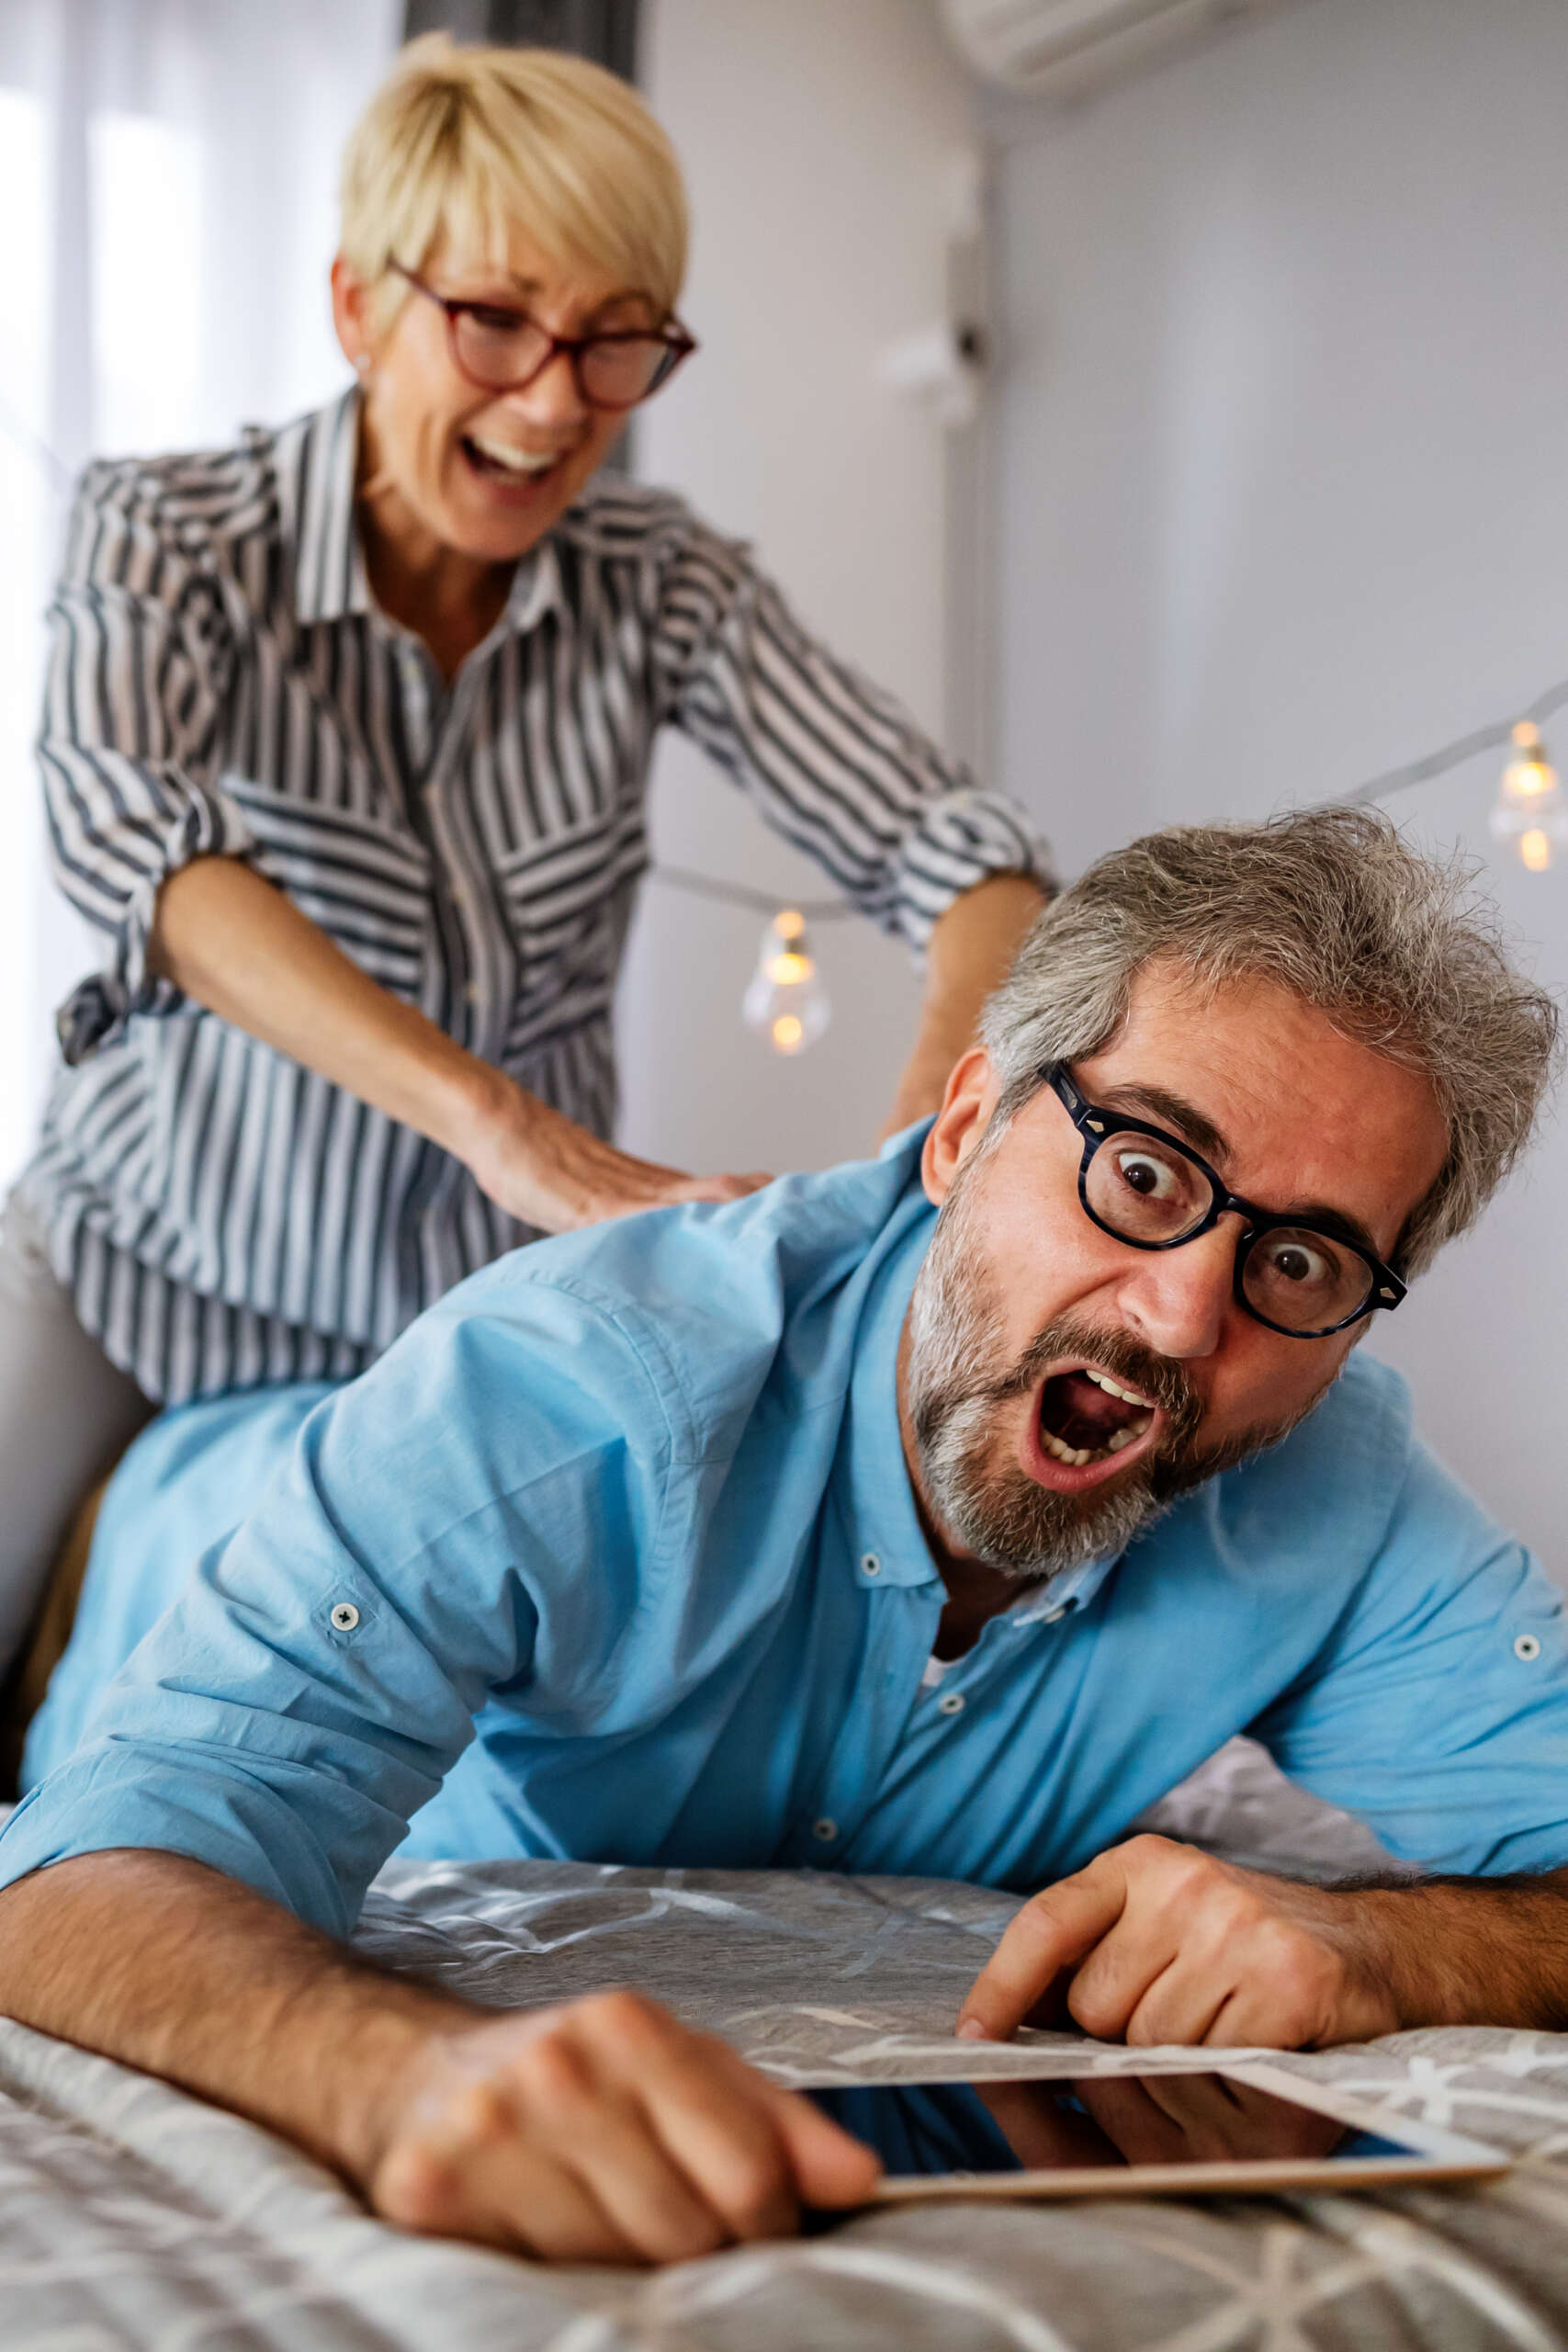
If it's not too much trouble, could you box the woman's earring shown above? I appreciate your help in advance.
[354,356,371,380]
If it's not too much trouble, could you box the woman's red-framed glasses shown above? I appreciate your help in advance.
[389,261,696,413]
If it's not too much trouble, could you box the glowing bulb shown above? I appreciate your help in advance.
[1503,721,1555,802]
[1491,721,1568,869]
[742,911,831,1054]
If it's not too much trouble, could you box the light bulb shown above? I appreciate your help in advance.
[1490,721,1568,869]
[742,911,831,1055]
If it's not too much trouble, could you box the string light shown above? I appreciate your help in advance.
[1488,720,1568,872]
[741,908,833,1056]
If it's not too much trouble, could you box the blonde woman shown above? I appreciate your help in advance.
[0,38,1049,1673]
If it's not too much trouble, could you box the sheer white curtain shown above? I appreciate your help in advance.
[0,0,401,1183]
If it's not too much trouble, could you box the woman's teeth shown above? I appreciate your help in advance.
[1041,1408,1153,1469]
[468,435,558,475]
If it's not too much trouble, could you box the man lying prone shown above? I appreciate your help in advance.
[1,808,1564,2265]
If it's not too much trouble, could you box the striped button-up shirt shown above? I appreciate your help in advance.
[27,390,1050,1404]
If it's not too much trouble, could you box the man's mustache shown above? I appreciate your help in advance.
[976,1314,1203,1454]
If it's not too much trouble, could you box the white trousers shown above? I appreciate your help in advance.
[0,1190,153,1679]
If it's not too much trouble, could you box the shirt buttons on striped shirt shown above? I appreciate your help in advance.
[812,1817,839,1843]
[937,1690,966,1717]
[329,1601,360,1633]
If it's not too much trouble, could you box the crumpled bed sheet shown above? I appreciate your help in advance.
[4,1740,1566,2350]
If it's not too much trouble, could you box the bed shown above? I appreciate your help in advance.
[5,1741,1568,2349]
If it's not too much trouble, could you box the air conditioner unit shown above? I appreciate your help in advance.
[939,0,1295,103]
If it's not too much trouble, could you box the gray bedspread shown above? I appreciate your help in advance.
[5,1743,1568,2349]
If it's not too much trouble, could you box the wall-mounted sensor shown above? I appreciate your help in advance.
[878,320,986,431]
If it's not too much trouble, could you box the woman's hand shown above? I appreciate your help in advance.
[151,860,770,1236]
[368,1990,881,2265]
[463,1076,771,1234]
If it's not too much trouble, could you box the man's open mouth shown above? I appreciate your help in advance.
[1034,1363,1156,1472]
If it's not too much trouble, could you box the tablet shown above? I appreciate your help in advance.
[807,2061,1507,2202]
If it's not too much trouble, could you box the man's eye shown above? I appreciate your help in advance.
[1114,1149,1183,1201]
[1262,1237,1336,1287]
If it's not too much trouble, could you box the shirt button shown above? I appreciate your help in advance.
[861,1552,882,1577]
[330,1601,360,1633]
[812,1817,839,1843]
[1515,1634,1542,1662]
[463,982,479,1007]
[937,1690,966,1717]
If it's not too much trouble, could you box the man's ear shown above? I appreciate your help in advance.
[921,1047,1000,1207]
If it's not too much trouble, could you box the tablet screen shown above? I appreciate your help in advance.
[807,2072,1419,2179]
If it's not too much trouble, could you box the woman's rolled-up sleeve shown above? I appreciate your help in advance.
[39,461,255,1062]
[651,513,1055,955]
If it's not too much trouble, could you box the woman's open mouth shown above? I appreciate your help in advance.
[1022,1362,1159,1492]
[459,433,564,498]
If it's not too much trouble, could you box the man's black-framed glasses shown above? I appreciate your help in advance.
[1046,1065,1407,1340]
[389,261,697,412]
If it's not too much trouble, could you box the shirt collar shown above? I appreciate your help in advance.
[287,387,563,637]
[288,390,370,626]
[839,1175,944,1590]
[840,1148,1122,1625]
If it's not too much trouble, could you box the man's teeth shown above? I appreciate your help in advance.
[1041,1411,1153,1469]
[1082,1365,1154,1408]
[469,437,558,474]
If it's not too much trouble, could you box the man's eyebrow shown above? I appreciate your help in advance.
[1274,1201,1384,1261]
[1097,1084,1229,1164]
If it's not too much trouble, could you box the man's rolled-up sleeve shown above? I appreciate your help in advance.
[1251,1437,1568,1876]
[0,1280,671,1934]
[651,508,1055,956]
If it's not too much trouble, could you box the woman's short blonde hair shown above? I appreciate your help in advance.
[340,34,688,322]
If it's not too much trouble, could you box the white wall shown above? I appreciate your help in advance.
[620,0,978,1177]
[988,0,1568,1569]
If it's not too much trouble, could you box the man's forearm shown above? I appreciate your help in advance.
[0,1849,881,2260]
[1349,1867,1568,2033]
[0,1852,457,2179]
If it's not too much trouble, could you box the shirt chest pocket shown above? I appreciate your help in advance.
[492,802,648,1016]
[220,774,434,1003]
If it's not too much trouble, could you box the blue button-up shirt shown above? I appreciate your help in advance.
[5,1127,1567,1938]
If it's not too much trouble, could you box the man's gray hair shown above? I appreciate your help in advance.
[980,807,1562,1277]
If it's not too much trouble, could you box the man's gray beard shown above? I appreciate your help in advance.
[904,1152,1329,1586]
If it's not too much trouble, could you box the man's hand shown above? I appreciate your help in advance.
[957,1835,1403,2051]
[0,1856,875,2272]
[368,1990,880,2265]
